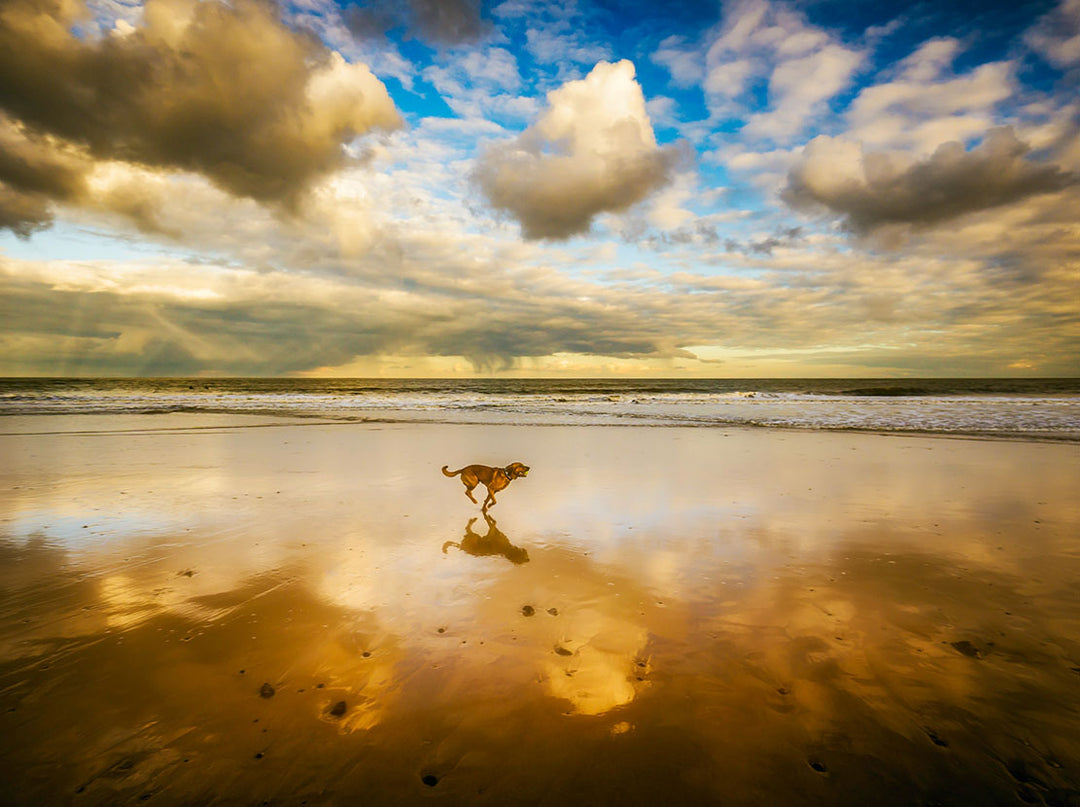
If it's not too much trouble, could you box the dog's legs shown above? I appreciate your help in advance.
[463,483,478,504]
[482,491,496,511]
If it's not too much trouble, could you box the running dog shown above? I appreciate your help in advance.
[441,462,530,511]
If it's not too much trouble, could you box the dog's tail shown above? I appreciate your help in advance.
[441,465,462,477]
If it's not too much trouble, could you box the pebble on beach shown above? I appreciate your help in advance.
[950,640,983,658]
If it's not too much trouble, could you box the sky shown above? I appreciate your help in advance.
[0,0,1078,378]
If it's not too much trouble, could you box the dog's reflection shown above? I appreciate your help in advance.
[442,513,530,565]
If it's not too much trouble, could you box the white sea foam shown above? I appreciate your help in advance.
[1,380,1078,439]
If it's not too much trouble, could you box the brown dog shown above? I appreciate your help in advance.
[441,462,530,511]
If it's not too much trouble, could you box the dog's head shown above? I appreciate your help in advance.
[505,462,530,479]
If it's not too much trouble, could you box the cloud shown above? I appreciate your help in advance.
[489,0,612,70]
[408,0,491,45]
[782,128,1077,234]
[0,189,53,237]
[421,46,536,121]
[0,116,88,236]
[707,1,861,114]
[846,39,1014,153]
[524,24,612,67]
[473,60,685,240]
[1025,0,1080,68]
[742,43,863,141]
[652,0,862,142]
[0,0,400,234]
[5,179,1080,377]
[0,250,691,375]
[651,35,704,88]
[2,0,1077,379]
[346,0,492,47]
[644,171,698,230]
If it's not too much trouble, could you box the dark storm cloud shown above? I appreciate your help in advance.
[429,313,679,372]
[346,0,491,46]
[0,278,389,376]
[0,126,83,201]
[782,127,1077,234]
[0,265,683,376]
[410,0,491,45]
[0,190,55,239]
[0,0,400,233]
[0,116,87,236]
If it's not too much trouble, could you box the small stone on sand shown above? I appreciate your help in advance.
[259,683,275,698]
[950,640,982,658]
[925,729,949,747]
[521,605,535,616]
[329,701,346,717]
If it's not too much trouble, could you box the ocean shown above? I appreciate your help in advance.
[2,377,1079,440]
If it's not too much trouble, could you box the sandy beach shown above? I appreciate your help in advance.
[1,416,1078,805]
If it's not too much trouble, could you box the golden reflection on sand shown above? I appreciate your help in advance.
[540,608,647,716]
[1,420,1079,804]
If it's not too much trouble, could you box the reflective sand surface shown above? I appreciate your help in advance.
[1,417,1079,805]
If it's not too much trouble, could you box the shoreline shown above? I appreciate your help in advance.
[1,411,1077,444]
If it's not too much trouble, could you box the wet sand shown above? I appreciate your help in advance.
[1,416,1079,805]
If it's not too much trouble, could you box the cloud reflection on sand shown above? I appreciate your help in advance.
[2,519,1079,802]
[1,422,1079,804]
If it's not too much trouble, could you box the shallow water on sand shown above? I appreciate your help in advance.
[1,418,1079,805]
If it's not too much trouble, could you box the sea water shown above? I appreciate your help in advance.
[1,377,1079,439]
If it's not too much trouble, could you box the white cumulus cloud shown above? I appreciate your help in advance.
[473,60,685,240]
